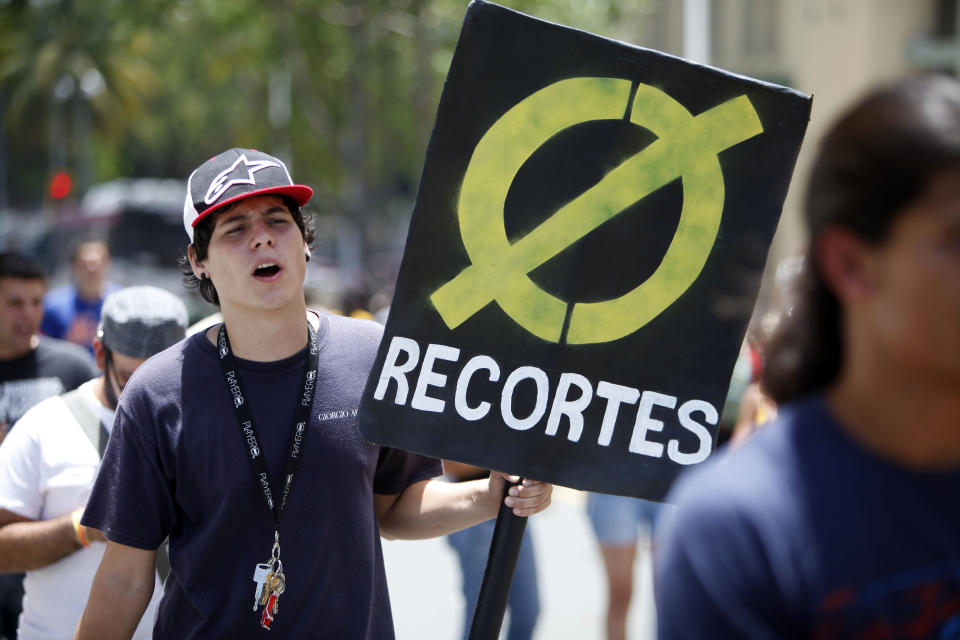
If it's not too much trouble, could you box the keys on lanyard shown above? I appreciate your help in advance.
[252,531,287,629]
[252,563,272,610]
[219,323,317,631]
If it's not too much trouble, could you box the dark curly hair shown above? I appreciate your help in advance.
[178,195,316,306]
[762,74,960,403]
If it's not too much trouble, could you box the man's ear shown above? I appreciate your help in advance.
[815,226,876,303]
[187,245,205,279]
[93,338,106,372]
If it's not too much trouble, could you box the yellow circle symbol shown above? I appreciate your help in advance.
[431,77,763,344]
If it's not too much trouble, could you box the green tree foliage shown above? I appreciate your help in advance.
[0,0,165,201]
[0,0,650,282]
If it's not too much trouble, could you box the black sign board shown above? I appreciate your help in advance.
[356,0,811,500]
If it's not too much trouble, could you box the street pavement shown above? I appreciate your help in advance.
[383,487,657,640]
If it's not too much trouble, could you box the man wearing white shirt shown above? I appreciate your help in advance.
[0,286,188,640]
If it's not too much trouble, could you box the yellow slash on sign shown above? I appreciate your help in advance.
[430,77,763,344]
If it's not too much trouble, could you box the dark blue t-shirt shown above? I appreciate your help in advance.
[83,313,442,638]
[656,394,960,639]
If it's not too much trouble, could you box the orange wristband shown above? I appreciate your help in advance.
[72,510,90,547]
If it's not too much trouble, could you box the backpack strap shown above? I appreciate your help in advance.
[61,388,108,457]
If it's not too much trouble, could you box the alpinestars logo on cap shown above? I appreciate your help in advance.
[204,154,282,205]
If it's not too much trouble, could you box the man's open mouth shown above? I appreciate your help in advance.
[253,263,281,277]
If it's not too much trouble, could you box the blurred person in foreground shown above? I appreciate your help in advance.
[41,240,119,355]
[0,286,187,640]
[0,253,98,639]
[655,73,960,638]
[74,148,551,638]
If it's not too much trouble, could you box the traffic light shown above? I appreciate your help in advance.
[48,170,73,200]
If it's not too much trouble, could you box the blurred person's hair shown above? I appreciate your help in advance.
[762,73,960,403]
[0,251,46,282]
[178,195,315,306]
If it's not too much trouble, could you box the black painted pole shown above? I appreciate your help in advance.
[467,479,527,640]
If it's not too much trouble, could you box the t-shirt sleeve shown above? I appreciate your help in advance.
[0,407,44,519]
[654,467,801,640]
[372,446,442,495]
[81,376,177,550]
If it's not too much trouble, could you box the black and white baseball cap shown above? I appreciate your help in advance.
[182,148,313,241]
[98,286,189,359]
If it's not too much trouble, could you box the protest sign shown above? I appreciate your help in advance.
[356,0,811,501]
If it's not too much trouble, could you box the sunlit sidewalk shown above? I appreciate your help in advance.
[383,487,657,640]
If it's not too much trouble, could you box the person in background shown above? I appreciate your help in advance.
[727,317,778,448]
[714,337,762,448]
[727,256,804,447]
[587,493,664,640]
[655,74,960,638]
[728,376,777,447]
[41,239,120,355]
[444,461,540,640]
[74,148,551,638]
[0,286,188,640]
[0,252,98,639]
[0,252,98,437]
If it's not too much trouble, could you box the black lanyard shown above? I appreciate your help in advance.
[216,323,319,523]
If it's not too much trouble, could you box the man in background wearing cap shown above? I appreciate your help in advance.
[76,148,551,638]
[0,286,188,640]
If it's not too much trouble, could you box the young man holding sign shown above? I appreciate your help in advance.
[74,149,551,638]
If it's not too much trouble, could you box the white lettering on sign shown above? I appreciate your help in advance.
[628,391,677,458]
[545,373,593,442]
[501,366,550,431]
[595,381,640,446]
[455,355,500,421]
[372,336,717,465]
[411,343,460,412]
[374,337,420,404]
[671,399,716,465]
